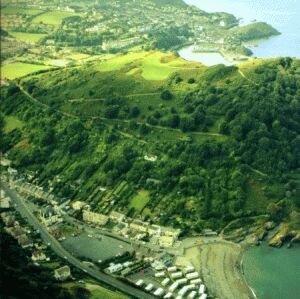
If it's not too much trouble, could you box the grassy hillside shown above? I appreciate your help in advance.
[8,31,47,43]
[1,63,52,80]
[19,51,205,123]
[1,56,300,240]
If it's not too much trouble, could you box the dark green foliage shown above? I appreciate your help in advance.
[0,222,80,299]
[1,58,299,233]
[160,89,173,100]
[236,22,280,41]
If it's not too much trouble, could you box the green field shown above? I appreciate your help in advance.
[1,63,51,80]
[128,190,150,212]
[140,52,198,80]
[95,52,147,72]
[9,31,47,43]
[86,284,128,299]
[1,6,43,15]
[32,11,81,25]
[95,51,201,80]
[4,116,23,133]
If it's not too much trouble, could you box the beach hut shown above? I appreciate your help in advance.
[186,272,199,280]
[190,278,202,285]
[169,281,179,292]
[167,266,177,273]
[135,279,144,287]
[176,278,188,285]
[162,278,170,286]
[188,291,197,299]
[154,288,164,297]
[145,283,154,292]
[155,271,166,278]
[178,286,189,296]
[171,271,183,279]
[198,284,205,294]
[183,265,195,273]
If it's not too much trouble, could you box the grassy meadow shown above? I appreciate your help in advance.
[8,31,47,43]
[128,190,150,212]
[1,6,43,15]
[95,51,202,81]
[32,11,81,25]
[4,116,23,133]
[1,63,52,80]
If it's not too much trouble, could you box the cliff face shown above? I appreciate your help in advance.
[268,225,300,247]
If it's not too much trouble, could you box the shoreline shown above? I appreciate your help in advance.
[178,45,251,66]
[173,238,256,299]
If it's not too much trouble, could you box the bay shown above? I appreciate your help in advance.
[243,244,300,299]
[183,0,300,59]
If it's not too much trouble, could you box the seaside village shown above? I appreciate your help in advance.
[1,159,211,299]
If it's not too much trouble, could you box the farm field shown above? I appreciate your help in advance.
[32,11,81,25]
[1,63,52,80]
[8,31,47,43]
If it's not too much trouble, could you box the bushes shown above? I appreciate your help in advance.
[160,89,173,100]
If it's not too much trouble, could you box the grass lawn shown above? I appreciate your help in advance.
[95,52,147,72]
[140,52,195,80]
[86,283,128,299]
[1,63,51,80]
[1,6,43,15]
[245,179,270,213]
[4,116,23,133]
[128,189,150,212]
[95,51,201,81]
[9,31,47,43]
[65,53,92,60]
[32,11,81,25]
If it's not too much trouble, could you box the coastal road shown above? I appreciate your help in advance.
[1,182,155,299]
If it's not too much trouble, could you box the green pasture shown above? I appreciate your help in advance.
[9,31,47,43]
[1,63,51,80]
[128,190,150,212]
[4,116,23,133]
[32,11,81,25]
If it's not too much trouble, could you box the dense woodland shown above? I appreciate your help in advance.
[1,57,300,234]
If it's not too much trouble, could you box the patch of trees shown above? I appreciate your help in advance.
[0,222,89,299]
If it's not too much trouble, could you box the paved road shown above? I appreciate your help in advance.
[1,182,155,299]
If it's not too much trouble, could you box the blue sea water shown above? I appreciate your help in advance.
[184,0,300,58]
[243,244,300,299]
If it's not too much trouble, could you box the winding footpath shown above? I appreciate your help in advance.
[16,83,225,139]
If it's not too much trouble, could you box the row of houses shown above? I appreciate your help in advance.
[1,212,33,249]
[79,205,181,248]
[0,189,11,209]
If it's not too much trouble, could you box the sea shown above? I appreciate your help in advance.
[243,244,300,299]
[180,0,300,65]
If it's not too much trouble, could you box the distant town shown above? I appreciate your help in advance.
[1,0,279,81]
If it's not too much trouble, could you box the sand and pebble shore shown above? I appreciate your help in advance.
[173,237,255,299]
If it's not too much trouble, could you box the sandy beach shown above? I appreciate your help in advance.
[174,238,255,299]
